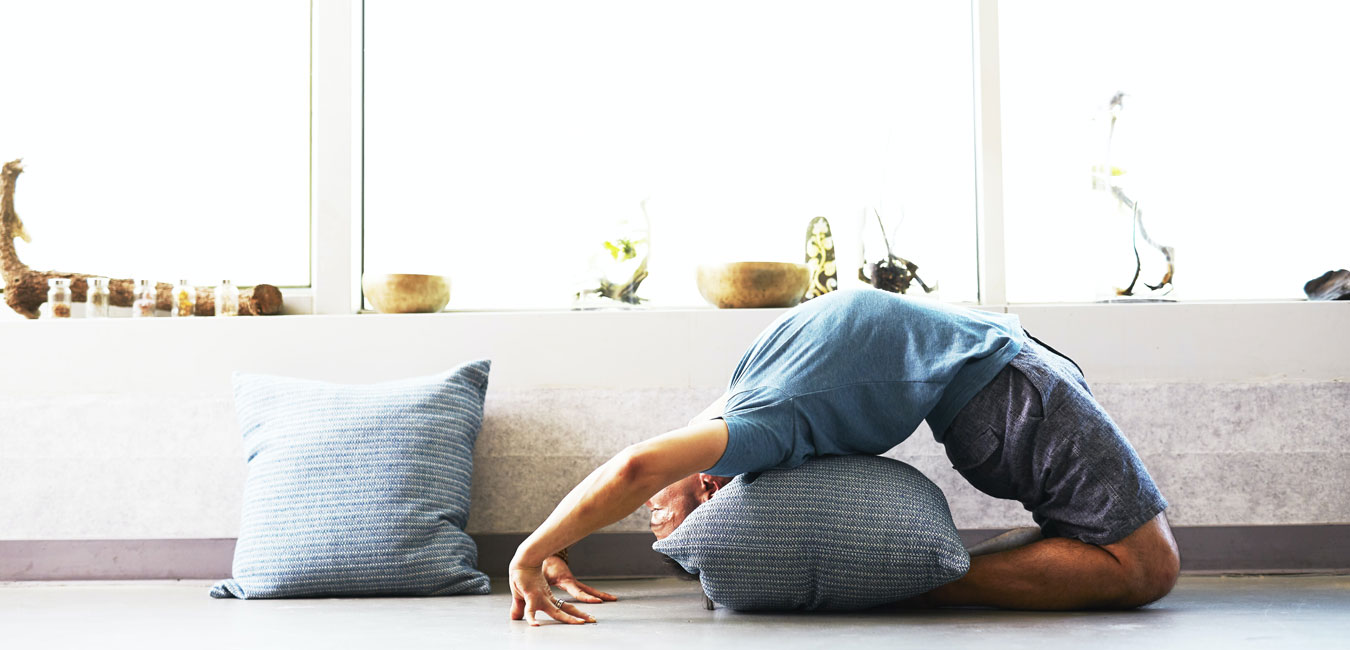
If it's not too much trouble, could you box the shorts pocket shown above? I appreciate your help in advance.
[946,425,1018,501]
[945,424,1001,471]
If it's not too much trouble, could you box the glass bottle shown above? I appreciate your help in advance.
[87,277,111,318]
[215,280,239,317]
[173,279,196,318]
[47,278,72,319]
[572,201,652,309]
[133,279,157,318]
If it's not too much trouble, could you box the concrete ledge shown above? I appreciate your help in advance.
[4,525,1347,581]
[7,382,1348,541]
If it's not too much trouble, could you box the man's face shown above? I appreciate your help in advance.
[645,474,703,540]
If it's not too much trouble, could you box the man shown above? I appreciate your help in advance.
[509,290,1179,625]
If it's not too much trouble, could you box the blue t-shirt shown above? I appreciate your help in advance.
[707,289,1025,477]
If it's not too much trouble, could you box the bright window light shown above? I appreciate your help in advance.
[1000,0,1350,302]
[365,0,977,309]
[0,1,310,290]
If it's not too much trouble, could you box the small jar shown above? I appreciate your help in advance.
[87,277,111,318]
[173,279,196,318]
[215,280,239,317]
[47,278,72,319]
[133,279,157,318]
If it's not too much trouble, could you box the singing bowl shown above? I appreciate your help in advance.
[362,273,451,313]
[696,262,811,309]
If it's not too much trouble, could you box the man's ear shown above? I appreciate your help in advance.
[695,474,732,503]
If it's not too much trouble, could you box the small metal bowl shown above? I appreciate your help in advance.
[362,273,451,313]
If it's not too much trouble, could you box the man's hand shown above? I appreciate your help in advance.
[506,419,729,625]
[508,562,596,626]
[543,555,617,604]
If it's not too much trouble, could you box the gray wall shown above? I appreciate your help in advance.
[475,382,1350,535]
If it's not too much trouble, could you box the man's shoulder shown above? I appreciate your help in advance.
[801,289,977,324]
[724,385,792,414]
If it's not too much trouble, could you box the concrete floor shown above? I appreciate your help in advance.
[2,575,1347,650]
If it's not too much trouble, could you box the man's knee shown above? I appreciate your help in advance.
[1108,514,1180,608]
[1120,543,1179,607]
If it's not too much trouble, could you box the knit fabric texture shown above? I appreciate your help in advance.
[210,361,492,599]
[654,455,969,611]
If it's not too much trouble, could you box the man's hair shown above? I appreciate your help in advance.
[659,554,699,581]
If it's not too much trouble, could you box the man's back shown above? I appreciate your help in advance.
[708,290,1025,477]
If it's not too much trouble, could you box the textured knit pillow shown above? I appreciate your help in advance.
[210,361,492,599]
[653,455,969,611]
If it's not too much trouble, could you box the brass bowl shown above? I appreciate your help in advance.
[696,262,811,309]
[362,273,451,313]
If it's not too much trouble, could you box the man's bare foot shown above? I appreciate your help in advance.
[892,590,940,609]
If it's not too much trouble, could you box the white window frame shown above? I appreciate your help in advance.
[303,0,361,315]
[972,0,1006,307]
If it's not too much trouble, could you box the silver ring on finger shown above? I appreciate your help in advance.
[552,597,564,608]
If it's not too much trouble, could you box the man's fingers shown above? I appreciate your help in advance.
[546,608,587,625]
[532,600,586,625]
[558,580,603,604]
[510,595,525,620]
[553,600,596,624]
[579,583,618,602]
[522,593,594,626]
[563,577,618,602]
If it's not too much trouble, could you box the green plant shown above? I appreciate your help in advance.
[603,239,639,261]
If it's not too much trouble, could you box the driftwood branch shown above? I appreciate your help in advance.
[1,159,283,318]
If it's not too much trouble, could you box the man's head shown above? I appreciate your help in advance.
[645,473,732,540]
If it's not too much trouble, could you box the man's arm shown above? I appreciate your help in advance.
[508,418,729,626]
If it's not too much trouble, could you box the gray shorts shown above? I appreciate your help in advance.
[942,337,1168,546]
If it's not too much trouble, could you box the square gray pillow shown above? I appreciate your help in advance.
[210,361,492,598]
[653,454,969,611]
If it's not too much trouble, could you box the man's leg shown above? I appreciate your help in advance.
[929,513,1180,610]
[966,526,1042,557]
[932,336,1176,610]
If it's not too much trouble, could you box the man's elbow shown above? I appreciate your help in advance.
[611,443,696,497]
[611,447,646,484]
[609,445,667,493]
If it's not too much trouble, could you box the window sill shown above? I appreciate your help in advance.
[3,296,1345,391]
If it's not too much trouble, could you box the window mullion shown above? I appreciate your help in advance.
[973,0,1007,308]
[311,0,360,314]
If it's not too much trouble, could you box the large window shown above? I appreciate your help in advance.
[365,0,978,309]
[1000,0,1350,302]
[0,1,310,291]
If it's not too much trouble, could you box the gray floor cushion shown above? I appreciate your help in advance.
[654,454,969,610]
